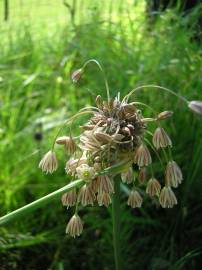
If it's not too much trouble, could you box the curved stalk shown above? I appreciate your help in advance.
[123,84,188,104]
[82,59,110,102]
[112,175,122,270]
[51,110,94,150]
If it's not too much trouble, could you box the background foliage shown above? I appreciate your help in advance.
[0,1,202,269]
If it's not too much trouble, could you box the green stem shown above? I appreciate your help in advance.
[112,175,122,270]
[0,179,84,226]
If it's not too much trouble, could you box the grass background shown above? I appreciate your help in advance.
[0,0,202,269]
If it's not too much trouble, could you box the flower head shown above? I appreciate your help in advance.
[66,214,83,237]
[159,186,177,208]
[39,150,58,174]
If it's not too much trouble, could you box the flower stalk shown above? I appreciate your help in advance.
[0,180,84,226]
[112,175,122,270]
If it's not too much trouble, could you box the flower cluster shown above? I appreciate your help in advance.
[39,60,202,237]
[39,90,184,237]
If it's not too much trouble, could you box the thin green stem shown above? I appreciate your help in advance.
[0,180,84,226]
[112,175,122,270]
[82,59,110,102]
[0,161,130,226]
[123,84,188,104]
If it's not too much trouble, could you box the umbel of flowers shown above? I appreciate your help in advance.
[39,59,202,238]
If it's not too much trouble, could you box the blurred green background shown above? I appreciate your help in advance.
[0,0,202,269]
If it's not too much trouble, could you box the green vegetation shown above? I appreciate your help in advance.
[0,1,202,269]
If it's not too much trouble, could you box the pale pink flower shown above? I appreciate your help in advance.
[66,214,83,237]
[159,186,177,208]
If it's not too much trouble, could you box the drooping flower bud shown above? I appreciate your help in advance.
[157,111,173,120]
[56,136,76,154]
[95,95,103,109]
[71,68,83,83]
[188,101,202,116]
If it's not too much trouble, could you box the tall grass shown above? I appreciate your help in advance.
[0,1,202,269]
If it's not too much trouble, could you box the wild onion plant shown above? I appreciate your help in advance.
[1,59,202,270]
